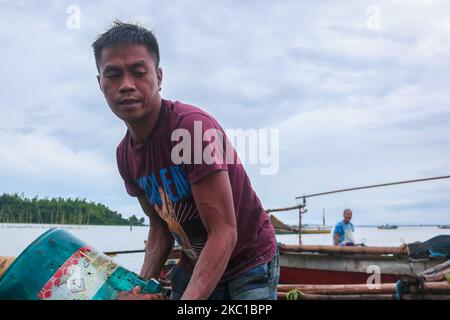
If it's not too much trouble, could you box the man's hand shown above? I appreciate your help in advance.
[117,286,169,300]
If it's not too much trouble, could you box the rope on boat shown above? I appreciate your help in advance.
[286,289,303,300]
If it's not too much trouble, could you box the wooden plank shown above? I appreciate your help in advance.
[277,281,449,295]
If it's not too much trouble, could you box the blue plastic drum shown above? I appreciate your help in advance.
[0,228,160,300]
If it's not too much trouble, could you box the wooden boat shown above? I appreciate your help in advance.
[377,224,398,230]
[131,234,450,298]
[161,243,446,286]
[278,244,445,285]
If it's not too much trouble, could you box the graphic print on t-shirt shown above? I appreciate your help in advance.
[136,165,206,261]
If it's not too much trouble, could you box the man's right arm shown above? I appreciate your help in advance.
[137,195,174,280]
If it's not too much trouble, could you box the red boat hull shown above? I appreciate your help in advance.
[280,266,400,285]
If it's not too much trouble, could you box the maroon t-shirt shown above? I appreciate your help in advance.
[116,99,276,281]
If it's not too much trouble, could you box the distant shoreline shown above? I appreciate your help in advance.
[288,224,448,228]
[0,223,150,227]
[356,225,448,227]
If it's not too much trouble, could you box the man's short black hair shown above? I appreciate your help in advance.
[92,20,160,71]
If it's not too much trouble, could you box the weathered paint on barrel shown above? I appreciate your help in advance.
[0,228,160,300]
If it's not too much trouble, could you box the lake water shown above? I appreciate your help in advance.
[1,224,449,273]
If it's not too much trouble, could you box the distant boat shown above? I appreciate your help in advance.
[301,225,331,234]
[268,215,331,234]
[296,208,331,234]
[438,225,450,229]
[269,214,298,234]
[377,224,398,230]
[302,208,331,234]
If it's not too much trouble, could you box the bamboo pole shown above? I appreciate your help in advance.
[295,175,450,200]
[298,206,302,245]
[104,249,146,256]
[103,247,182,259]
[277,281,449,295]
[278,292,450,300]
[399,294,450,300]
[278,283,394,294]
[279,243,408,255]
[100,243,408,257]
[420,260,450,276]
[419,261,450,281]
[278,292,394,300]
[266,205,301,213]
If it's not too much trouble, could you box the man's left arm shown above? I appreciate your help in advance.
[333,224,343,246]
[181,170,237,300]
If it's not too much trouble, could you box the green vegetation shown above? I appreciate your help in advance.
[0,193,145,226]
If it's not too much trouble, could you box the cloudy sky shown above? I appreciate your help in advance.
[1,0,449,226]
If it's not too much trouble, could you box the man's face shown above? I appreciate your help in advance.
[97,44,162,123]
[343,210,352,223]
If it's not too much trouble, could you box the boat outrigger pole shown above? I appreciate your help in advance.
[266,197,307,245]
[295,175,450,200]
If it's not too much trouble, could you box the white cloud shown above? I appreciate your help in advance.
[0,130,115,184]
[0,0,449,224]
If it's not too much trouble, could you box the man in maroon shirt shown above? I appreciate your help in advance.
[92,21,278,300]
